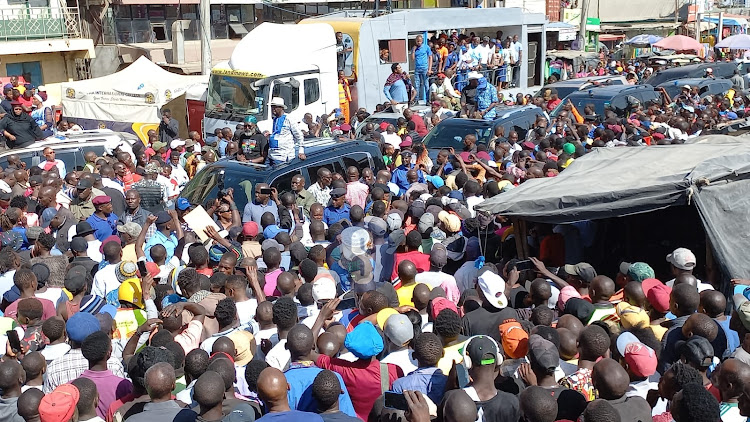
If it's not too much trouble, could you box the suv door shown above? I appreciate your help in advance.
[638,90,662,108]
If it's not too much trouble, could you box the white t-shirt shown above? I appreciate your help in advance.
[254,328,279,360]
[91,263,120,305]
[381,348,417,375]
[266,339,291,371]
[381,132,402,149]
[235,299,258,328]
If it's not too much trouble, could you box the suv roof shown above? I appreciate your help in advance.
[657,77,731,87]
[644,62,737,86]
[575,84,656,98]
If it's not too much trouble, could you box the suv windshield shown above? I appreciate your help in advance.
[180,164,264,212]
[207,73,268,119]
[550,95,611,118]
[422,120,494,148]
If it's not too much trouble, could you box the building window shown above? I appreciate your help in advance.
[304,78,320,105]
[378,39,407,63]
[6,62,42,87]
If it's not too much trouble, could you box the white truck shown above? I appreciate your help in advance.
[204,22,339,135]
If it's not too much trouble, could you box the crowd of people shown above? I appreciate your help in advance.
[0,42,750,422]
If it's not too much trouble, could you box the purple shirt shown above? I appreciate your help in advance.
[80,369,133,418]
[264,268,283,296]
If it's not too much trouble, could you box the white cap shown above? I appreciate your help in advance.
[170,139,185,149]
[312,276,337,302]
[477,270,508,309]
[682,85,691,90]
[666,247,696,271]
[341,227,370,259]
[467,71,483,80]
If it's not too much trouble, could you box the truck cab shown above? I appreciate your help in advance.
[204,23,339,135]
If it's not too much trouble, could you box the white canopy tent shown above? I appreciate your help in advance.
[61,57,207,137]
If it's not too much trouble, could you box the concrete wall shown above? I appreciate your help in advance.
[0,52,77,84]
[91,45,122,78]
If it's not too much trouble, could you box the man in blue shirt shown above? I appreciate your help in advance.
[412,33,432,104]
[284,325,357,417]
[476,76,499,120]
[243,183,279,226]
[87,195,118,242]
[144,211,181,263]
[323,188,350,226]
[391,332,448,405]
[391,151,425,197]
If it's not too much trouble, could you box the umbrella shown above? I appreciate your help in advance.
[653,35,704,52]
[716,33,750,49]
[625,34,663,46]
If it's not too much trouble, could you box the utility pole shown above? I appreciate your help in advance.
[200,0,212,75]
[578,0,589,51]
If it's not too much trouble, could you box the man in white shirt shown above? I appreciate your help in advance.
[381,124,402,150]
[430,73,460,104]
[477,37,492,68]
[511,34,522,87]
[38,147,67,178]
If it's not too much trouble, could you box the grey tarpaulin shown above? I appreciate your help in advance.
[475,136,750,278]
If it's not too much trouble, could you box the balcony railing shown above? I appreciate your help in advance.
[0,6,85,42]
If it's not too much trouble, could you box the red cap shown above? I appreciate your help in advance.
[430,297,458,319]
[99,235,121,253]
[521,141,536,150]
[653,132,665,140]
[39,384,79,422]
[400,138,413,148]
[243,221,259,237]
[379,121,390,131]
[459,151,472,162]
[624,342,657,377]
[143,261,160,278]
[642,278,671,313]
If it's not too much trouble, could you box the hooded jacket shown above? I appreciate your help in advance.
[0,111,44,148]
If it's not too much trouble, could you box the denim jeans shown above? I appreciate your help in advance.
[414,69,428,104]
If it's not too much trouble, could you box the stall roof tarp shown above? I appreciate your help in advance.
[61,56,207,124]
[475,136,750,278]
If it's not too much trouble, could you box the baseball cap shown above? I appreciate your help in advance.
[623,341,657,378]
[227,329,255,366]
[155,211,172,225]
[242,221,259,237]
[619,261,633,276]
[477,270,508,309]
[64,266,88,293]
[176,197,192,211]
[438,211,461,233]
[527,334,559,371]
[261,238,283,252]
[557,285,582,310]
[627,262,655,282]
[376,308,400,330]
[263,224,282,240]
[641,278,671,313]
[418,213,435,235]
[117,222,141,238]
[31,263,50,287]
[76,179,93,190]
[564,298,594,324]
[366,216,387,238]
[39,384,80,422]
[675,335,714,369]
[345,321,384,359]
[384,313,414,347]
[666,248,696,271]
[170,139,186,149]
[734,293,750,331]
[430,297,458,320]
[616,302,650,329]
[498,319,529,359]
[562,263,597,284]
[311,275,337,302]
[465,335,501,366]
[386,212,403,232]
[386,229,405,254]
[429,243,448,268]
[341,227,369,260]
[66,311,100,343]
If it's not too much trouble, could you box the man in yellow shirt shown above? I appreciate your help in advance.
[395,260,419,307]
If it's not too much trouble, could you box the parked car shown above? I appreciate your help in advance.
[180,138,386,212]
[657,78,734,101]
[0,129,139,172]
[421,105,548,158]
[534,75,628,100]
[550,84,662,118]
[354,107,430,138]
[643,62,737,87]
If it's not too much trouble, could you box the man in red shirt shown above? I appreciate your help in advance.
[311,301,403,421]
[404,108,428,137]
[391,230,431,281]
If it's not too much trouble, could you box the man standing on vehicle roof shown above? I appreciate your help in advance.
[511,34,522,88]
[268,97,305,165]
[336,32,352,73]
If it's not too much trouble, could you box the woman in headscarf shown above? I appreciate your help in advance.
[30,94,53,137]
[0,100,44,148]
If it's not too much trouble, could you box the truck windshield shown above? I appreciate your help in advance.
[207,74,267,118]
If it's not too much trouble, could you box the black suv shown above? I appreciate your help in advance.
[644,62,737,87]
[550,84,662,118]
[422,105,548,159]
[180,138,386,211]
